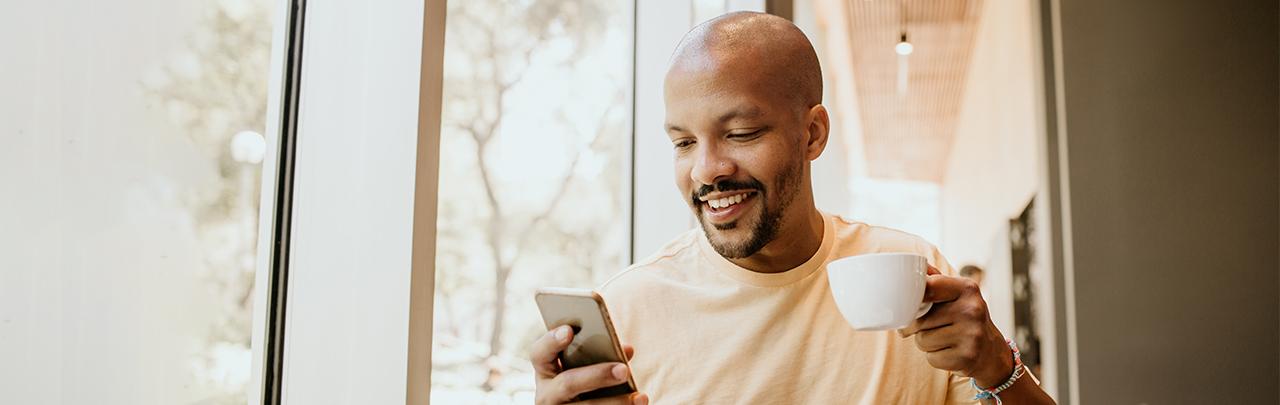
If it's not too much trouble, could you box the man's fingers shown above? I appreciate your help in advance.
[623,344,635,361]
[903,293,976,337]
[899,310,954,338]
[924,345,980,375]
[923,274,977,303]
[574,393,649,405]
[552,362,630,402]
[912,325,958,353]
[532,325,574,377]
[926,264,941,276]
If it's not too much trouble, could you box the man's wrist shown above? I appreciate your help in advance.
[971,340,1015,388]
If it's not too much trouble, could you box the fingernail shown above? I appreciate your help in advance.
[554,325,569,341]
[633,394,648,405]
[612,364,628,381]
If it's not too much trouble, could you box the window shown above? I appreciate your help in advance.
[0,0,275,403]
[3,1,784,403]
[431,0,635,402]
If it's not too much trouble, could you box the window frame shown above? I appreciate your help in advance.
[248,0,769,403]
[247,0,446,403]
[247,0,306,403]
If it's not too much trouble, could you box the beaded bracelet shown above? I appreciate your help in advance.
[971,338,1025,405]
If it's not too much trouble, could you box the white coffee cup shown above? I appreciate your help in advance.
[826,253,933,331]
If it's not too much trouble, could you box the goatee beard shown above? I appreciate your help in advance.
[694,161,803,259]
[703,202,782,258]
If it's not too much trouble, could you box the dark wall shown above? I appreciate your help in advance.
[1057,0,1279,403]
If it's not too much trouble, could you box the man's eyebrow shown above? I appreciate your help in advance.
[665,105,765,134]
[717,105,764,123]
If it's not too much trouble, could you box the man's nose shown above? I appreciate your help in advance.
[690,144,736,187]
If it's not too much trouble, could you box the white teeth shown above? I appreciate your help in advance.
[707,193,749,210]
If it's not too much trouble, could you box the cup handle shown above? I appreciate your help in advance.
[915,302,933,319]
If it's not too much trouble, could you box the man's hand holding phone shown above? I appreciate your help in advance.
[531,325,648,405]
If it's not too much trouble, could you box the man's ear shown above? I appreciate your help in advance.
[804,104,831,161]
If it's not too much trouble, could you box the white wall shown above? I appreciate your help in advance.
[938,0,1041,337]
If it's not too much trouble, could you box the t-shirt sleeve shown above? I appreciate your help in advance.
[946,373,981,404]
[596,271,632,323]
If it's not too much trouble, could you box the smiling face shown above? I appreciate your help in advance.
[665,68,809,258]
[663,12,829,263]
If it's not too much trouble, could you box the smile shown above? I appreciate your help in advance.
[699,191,758,221]
[706,193,747,209]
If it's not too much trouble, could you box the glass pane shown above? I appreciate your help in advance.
[431,0,635,402]
[0,0,276,403]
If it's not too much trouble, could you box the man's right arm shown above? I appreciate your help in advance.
[531,325,649,405]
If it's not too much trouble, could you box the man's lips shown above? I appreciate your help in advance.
[700,190,758,223]
[700,190,752,208]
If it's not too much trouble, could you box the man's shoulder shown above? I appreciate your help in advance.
[830,214,932,248]
[598,228,702,297]
[828,214,954,273]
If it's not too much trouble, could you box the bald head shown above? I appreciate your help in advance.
[669,11,822,111]
[662,13,832,265]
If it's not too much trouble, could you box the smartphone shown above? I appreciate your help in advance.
[534,287,637,400]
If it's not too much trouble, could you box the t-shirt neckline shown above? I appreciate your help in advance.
[696,213,836,288]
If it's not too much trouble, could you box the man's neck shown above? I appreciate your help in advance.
[727,206,825,274]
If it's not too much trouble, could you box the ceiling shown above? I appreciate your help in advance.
[819,0,984,182]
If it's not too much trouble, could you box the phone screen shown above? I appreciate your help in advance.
[535,288,636,399]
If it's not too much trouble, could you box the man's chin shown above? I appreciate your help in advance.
[701,224,755,258]
[706,237,753,259]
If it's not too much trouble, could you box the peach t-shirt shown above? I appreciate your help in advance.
[599,214,978,404]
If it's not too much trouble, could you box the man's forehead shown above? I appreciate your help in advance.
[666,55,754,88]
[665,56,771,103]
[665,63,781,115]
[664,101,767,133]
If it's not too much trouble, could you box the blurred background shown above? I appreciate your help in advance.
[2,0,272,402]
[1,0,1275,404]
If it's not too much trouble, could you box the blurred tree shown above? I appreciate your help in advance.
[141,0,272,402]
[437,0,625,393]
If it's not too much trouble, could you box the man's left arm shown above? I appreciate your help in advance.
[900,266,1057,405]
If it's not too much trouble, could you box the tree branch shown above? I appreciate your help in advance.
[507,96,621,267]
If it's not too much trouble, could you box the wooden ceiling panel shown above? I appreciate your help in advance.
[839,0,984,182]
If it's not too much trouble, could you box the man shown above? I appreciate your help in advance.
[531,12,1055,404]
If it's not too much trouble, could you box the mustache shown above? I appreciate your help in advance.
[691,178,765,203]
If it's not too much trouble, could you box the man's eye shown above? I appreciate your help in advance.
[673,139,695,149]
[729,130,763,139]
